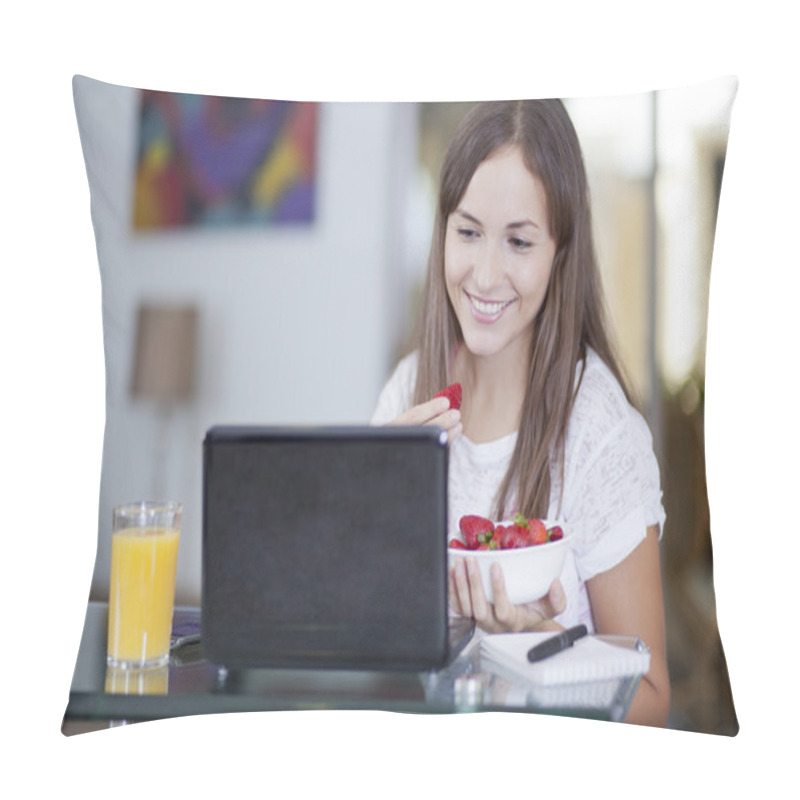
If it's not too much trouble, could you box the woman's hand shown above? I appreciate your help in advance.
[387,396,462,443]
[449,557,566,633]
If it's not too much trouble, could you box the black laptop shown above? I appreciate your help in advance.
[201,425,474,671]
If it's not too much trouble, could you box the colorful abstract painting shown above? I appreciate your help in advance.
[133,90,317,229]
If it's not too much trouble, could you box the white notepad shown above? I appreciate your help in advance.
[480,631,650,686]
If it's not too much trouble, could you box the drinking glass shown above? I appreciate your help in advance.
[107,501,182,668]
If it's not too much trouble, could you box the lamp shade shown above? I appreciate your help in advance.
[130,303,198,405]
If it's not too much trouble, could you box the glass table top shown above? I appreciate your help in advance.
[63,602,643,734]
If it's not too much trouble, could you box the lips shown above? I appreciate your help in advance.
[466,292,514,323]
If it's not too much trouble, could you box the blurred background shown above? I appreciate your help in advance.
[76,75,737,735]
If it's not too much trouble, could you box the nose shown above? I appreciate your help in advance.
[473,239,504,293]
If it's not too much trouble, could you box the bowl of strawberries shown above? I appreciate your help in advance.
[448,514,569,605]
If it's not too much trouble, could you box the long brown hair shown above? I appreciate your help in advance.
[413,99,634,519]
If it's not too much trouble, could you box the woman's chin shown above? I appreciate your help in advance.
[459,331,507,360]
[458,325,532,365]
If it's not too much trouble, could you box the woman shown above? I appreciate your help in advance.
[371,100,669,726]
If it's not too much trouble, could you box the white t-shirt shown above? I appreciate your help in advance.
[370,348,666,632]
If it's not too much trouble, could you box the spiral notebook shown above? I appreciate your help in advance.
[480,631,650,687]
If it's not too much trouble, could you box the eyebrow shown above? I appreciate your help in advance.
[454,208,542,232]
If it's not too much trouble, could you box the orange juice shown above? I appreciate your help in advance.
[105,665,169,695]
[107,526,180,667]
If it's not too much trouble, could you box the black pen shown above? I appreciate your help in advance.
[527,624,588,663]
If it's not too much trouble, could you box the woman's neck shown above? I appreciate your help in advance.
[454,341,530,444]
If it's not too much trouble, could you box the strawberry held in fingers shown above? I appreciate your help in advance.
[433,382,462,410]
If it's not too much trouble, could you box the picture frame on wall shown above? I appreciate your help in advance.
[133,90,318,230]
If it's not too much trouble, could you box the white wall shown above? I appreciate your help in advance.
[74,78,420,604]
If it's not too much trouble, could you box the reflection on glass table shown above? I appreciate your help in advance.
[62,603,644,734]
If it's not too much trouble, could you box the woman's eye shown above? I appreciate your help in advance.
[458,227,479,240]
[510,236,532,250]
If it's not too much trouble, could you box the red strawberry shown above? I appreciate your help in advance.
[506,513,532,546]
[433,382,462,411]
[502,523,531,549]
[528,518,548,545]
[449,538,468,549]
[493,524,509,548]
[547,525,564,542]
[459,514,494,550]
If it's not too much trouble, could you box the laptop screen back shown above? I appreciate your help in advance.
[201,425,450,670]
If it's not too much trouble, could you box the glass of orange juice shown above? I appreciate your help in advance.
[107,501,182,668]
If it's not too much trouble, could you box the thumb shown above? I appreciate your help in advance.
[542,578,567,619]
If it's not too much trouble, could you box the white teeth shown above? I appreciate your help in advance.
[470,296,511,315]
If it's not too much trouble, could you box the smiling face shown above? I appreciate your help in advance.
[444,145,557,369]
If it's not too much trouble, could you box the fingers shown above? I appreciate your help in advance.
[445,419,463,443]
[514,579,567,632]
[489,572,566,633]
[455,557,499,630]
[449,558,474,618]
[527,579,566,622]
[448,565,462,615]
[390,397,450,425]
[450,557,493,628]
[428,406,462,443]
[390,397,462,443]
[489,563,524,632]
[450,563,565,634]
[546,579,567,617]
[466,558,492,625]
[451,560,517,632]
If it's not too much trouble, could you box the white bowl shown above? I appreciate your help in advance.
[448,520,569,605]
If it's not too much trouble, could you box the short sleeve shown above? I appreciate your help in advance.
[554,353,666,583]
[570,419,665,581]
[369,351,418,425]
